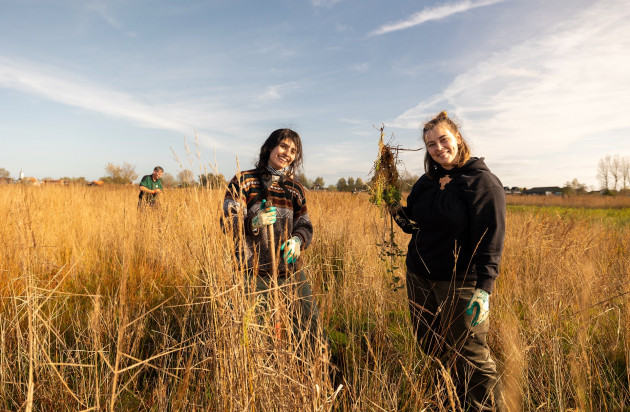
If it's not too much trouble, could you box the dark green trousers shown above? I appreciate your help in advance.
[406,270,505,411]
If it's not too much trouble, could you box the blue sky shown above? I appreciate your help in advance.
[1,0,628,189]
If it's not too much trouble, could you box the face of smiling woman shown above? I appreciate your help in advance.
[424,125,461,170]
[268,138,297,170]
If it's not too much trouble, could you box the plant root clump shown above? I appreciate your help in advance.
[369,125,401,207]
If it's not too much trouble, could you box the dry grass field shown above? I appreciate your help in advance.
[1,185,629,411]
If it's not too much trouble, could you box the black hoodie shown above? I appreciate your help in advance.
[393,157,506,293]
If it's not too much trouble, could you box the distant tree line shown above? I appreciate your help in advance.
[334,177,367,192]
[175,169,226,189]
[294,173,325,190]
[2,163,424,194]
[23,157,630,197]
[332,171,419,193]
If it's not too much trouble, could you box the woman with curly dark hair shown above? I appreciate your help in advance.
[223,128,325,350]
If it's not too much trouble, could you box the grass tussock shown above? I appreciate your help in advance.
[0,184,628,411]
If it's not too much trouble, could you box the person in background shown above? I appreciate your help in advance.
[138,166,164,209]
[390,111,506,411]
[222,129,327,352]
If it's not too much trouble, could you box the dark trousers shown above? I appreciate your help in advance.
[406,270,504,411]
[246,270,326,350]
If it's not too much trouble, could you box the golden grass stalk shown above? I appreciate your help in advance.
[0,183,628,410]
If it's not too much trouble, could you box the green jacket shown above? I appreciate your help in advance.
[138,174,163,205]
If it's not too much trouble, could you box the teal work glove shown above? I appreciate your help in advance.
[466,288,490,327]
[280,236,301,264]
[252,199,277,228]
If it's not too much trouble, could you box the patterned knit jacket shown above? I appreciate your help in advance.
[223,169,313,276]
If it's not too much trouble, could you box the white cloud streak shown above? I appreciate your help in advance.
[87,2,122,29]
[311,0,343,8]
[370,0,505,36]
[0,57,261,149]
[390,0,630,187]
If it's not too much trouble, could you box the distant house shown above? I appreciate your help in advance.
[41,179,67,185]
[89,180,105,186]
[504,186,522,195]
[523,186,562,196]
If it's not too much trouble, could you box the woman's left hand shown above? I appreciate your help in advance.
[466,288,490,327]
[280,236,301,264]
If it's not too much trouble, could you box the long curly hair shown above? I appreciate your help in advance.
[255,129,303,177]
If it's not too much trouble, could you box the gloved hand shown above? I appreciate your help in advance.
[387,201,402,216]
[252,199,277,228]
[465,288,490,327]
[280,236,301,264]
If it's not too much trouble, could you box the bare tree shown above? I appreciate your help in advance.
[0,168,10,179]
[161,172,176,188]
[621,156,630,191]
[597,155,611,190]
[102,162,138,184]
[610,155,622,191]
[562,178,588,195]
[177,169,195,187]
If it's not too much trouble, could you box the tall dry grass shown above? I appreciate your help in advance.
[0,184,628,410]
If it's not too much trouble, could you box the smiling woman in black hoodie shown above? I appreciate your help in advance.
[391,111,506,411]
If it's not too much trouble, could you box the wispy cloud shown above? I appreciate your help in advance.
[87,2,122,29]
[370,0,505,36]
[256,85,283,101]
[311,0,343,8]
[0,57,255,148]
[390,0,630,186]
[351,63,369,72]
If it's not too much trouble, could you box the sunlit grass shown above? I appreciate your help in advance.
[1,185,628,410]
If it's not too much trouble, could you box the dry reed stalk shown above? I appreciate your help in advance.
[498,312,525,412]
[172,344,195,412]
[1,182,629,409]
[25,271,34,412]
[90,286,102,411]
[15,189,38,412]
[263,206,282,344]
[108,207,131,411]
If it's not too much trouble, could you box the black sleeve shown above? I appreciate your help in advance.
[468,175,506,293]
[391,179,420,234]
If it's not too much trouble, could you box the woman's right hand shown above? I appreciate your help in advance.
[387,202,402,216]
[252,199,277,228]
